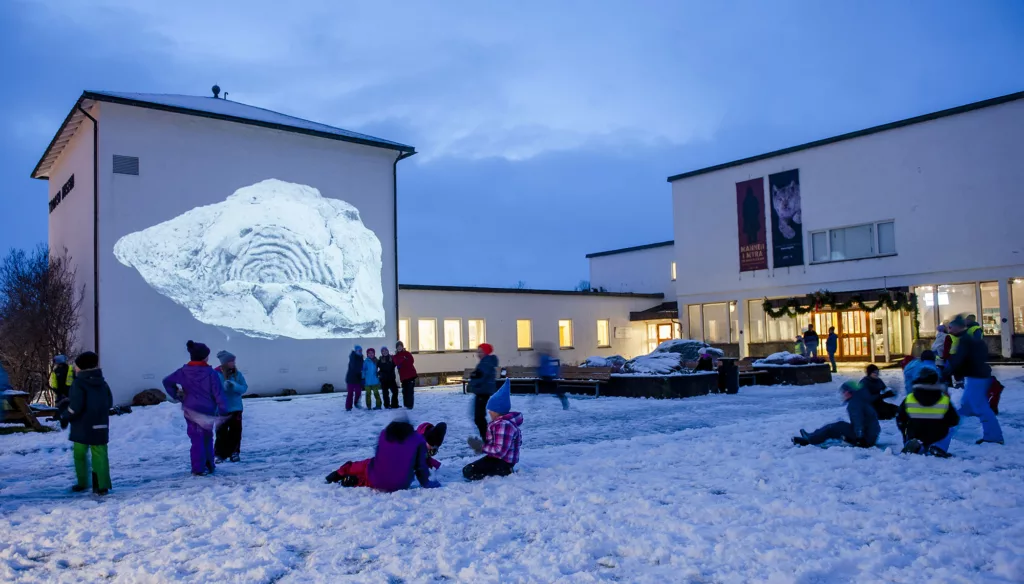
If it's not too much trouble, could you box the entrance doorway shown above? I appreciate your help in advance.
[812,310,870,360]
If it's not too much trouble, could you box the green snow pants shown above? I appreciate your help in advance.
[73,442,111,491]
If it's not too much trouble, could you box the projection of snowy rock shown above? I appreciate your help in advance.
[113,179,385,340]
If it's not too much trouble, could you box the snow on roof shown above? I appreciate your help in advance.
[32,91,414,179]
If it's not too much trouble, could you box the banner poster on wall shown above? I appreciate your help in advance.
[768,169,804,268]
[735,177,768,272]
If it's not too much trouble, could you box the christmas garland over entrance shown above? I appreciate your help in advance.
[762,289,920,340]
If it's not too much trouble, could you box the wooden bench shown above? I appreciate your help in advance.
[556,366,612,397]
[1,390,44,431]
[461,367,539,393]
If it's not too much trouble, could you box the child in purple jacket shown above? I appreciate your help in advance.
[326,414,443,492]
[163,340,229,476]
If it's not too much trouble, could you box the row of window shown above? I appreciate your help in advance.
[398,318,613,352]
[811,221,896,263]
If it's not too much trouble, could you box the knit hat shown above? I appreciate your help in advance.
[75,351,99,370]
[366,348,376,357]
[937,324,947,334]
[840,380,861,394]
[479,343,494,356]
[949,314,967,329]
[417,422,448,449]
[53,355,67,365]
[217,350,235,365]
[186,340,211,362]
[920,350,936,362]
[354,345,363,353]
[486,379,512,415]
[381,347,390,355]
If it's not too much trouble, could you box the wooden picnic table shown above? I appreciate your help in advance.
[1,389,44,431]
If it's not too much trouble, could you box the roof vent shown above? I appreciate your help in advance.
[212,84,221,98]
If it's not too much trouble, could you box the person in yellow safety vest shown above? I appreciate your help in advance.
[948,315,983,358]
[50,355,75,401]
[897,378,960,458]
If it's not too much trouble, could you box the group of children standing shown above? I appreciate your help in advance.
[345,341,418,411]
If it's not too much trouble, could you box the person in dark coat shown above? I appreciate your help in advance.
[944,314,1003,444]
[792,380,880,448]
[468,343,499,440]
[861,364,898,420]
[803,325,820,358]
[326,414,441,492]
[393,341,418,409]
[162,341,229,476]
[345,345,364,411]
[378,347,400,409]
[60,352,113,494]
[825,327,838,372]
[898,376,959,458]
[536,343,566,409]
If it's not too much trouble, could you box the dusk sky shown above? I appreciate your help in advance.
[2,1,1022,289]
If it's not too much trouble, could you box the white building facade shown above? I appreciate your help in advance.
[35,91,414,403]
[667,91,1024,360]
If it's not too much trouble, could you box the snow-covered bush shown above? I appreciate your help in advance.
[623,352,685,375]
[753,351,822,366]
[652,339,724,361]
[581,355,626,371]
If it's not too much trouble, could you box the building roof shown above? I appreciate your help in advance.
[666,90,1024,183]
[32,90,415,179]
[585,240,674,259]
[399,284,664,299]
[629,301,679,322]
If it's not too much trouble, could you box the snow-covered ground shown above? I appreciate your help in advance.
[2,367,1023,583]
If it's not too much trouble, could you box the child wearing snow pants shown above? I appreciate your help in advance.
[163,341,229,475]
[61,352,113,494]
[345,346,364,411]
[363,348,383,410]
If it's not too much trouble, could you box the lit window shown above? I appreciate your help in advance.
[597,320,610,347]
[558,320,574,348]
[398,319,410,348]
[980,282,1000,335]
[516,320,532,350]
[937,284,977,325]
[1012,279,1024,334]
[747,300,766,343]
[417,319,436,352]
[671,262,677,281]
[468,319,486,348]
[687,305,702,341]
[443,319,462,351]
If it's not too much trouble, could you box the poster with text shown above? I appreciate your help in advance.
[768,169,804,268]
[735,177,768,271]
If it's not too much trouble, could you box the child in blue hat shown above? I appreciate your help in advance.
[464,379,523,480]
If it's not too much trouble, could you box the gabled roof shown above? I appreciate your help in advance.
[667,90,1024,183]
[585,240,674,259]
[32,91,415,179]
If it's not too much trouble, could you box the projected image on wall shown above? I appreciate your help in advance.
[113,179,385,340]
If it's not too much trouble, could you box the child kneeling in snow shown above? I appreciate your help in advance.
[326,415,443,491]
[898,376,959,458]
[464,380,523,481]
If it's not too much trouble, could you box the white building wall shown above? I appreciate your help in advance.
[46,113,96,352]
[80,103,402,403]
[588,243,677,296]
[398,288,656,376]
[670,97,1024,356]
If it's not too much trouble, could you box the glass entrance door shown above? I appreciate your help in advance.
[840,310,870,359]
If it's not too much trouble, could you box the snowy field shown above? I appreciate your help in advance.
[2,367,1023,583]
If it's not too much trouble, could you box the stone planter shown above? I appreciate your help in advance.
[758,364,833,386]
[604,372,719,399]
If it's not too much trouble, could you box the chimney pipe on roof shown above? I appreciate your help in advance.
[212,84,221,98]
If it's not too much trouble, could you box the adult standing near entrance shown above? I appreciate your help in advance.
[945,315,1003,445]
[803,325,820,359]
[825,327,838,373]
[468,343,499,439]
[393,341,417,409]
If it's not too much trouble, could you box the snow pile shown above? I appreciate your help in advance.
[581,355,626,371]
[113,179,385,340]
[652,339,724,360]
[623,352,685,375]
[754,351,811,366]
[0,369,1022,581]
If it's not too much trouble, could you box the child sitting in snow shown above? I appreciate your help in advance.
[897,375,959,458]
[792,380,880,449]
[326,414,444,492]
[464,380,523,481]
[417,422,448,470]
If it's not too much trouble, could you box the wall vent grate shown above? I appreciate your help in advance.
[113,155,139,175]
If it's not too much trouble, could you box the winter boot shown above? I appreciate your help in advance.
[325,471,343,484]
[340,475,360,488]
[215,457,226,464]
[792,436,810,446]
[230,453,240,463]
[901,439,923,455]
[976,439,1005,445]
[927,445,952,458]
[71,484,89,493]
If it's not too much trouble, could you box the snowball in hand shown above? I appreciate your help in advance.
[113,179,385,340]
